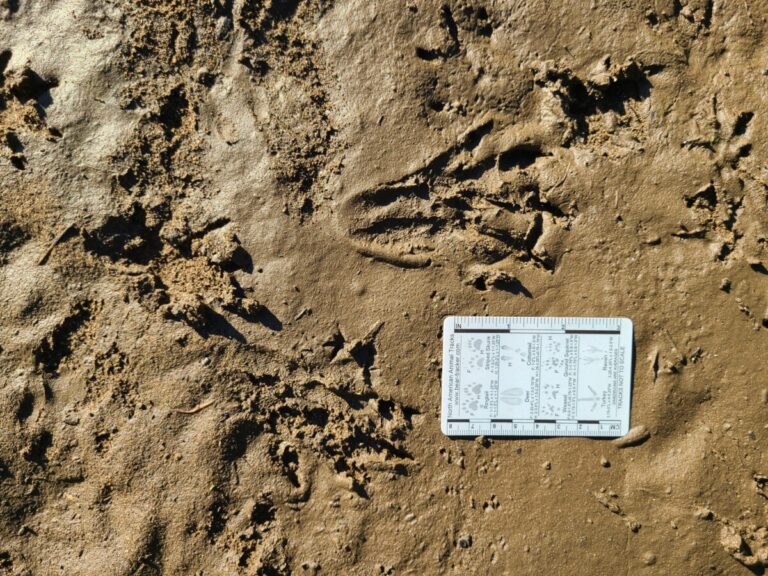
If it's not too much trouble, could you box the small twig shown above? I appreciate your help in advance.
[294,307,311,321]
[173,399,214,415]
[38,223,76,265]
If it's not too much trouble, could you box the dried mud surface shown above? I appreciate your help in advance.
[1,1,767,574]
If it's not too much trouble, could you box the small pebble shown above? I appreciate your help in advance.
[215,16,232,39]
[542,461,551,470]
[720,278,731,292]
[642,552,657,566]
[694,507,714,521]
[600,457,610,468]
[63,414,80,426]
[476,435,490,448]
[458,534,473,549]
[722,422,732,431]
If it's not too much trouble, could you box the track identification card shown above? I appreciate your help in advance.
[441,316,633,437]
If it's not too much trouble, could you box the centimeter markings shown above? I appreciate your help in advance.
[451,316,622,332]
[443,420,622,437]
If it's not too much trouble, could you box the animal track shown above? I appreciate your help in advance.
[0,217,28,265]
[237,0,339,215]
[680,97,755,260]
[0,52,61,170]
[212,332,417,500]
[33,300,97,374]
[340,57,655,279]
[340,117,574,271]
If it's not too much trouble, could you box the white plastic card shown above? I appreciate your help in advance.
[441,316,633,437]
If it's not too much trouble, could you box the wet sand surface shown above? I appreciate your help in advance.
[1,1,767,574]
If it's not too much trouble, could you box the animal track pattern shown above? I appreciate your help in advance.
[238,0,339,215]
[340,58,656,275]
[340,118,573,271]
[216,346,417,497]
[0,50,61,171]
[33,300,97,375]
[680,97,754,260]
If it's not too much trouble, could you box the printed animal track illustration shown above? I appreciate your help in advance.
[544,357,563,373]
[461,380,489,415]
[499,387,523,406]
[578,386,601,413]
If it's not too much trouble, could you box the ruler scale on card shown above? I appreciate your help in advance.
[441,316,633,438]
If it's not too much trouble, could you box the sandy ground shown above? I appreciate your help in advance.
[0,0,767,574]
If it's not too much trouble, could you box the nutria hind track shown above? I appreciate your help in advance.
[336,54,658,273]
[337,118,570,272]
